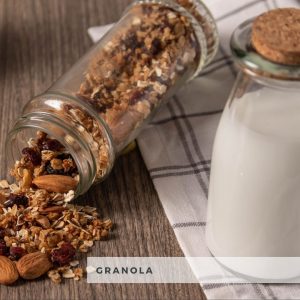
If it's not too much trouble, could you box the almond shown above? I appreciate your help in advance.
[0,256,19,285]
[16,252,52,280]
[32,175,77,193]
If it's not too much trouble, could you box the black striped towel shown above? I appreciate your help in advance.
[89,0,300,298]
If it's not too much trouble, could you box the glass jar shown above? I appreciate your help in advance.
[6,0,218,196]
[206,17,300,278]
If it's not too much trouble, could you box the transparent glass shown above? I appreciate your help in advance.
[6,0,218,196]
[206,18,300,273]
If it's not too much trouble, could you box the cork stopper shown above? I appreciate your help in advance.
[251,8,300,65]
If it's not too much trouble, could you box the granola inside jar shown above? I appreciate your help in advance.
[6,0,218,196]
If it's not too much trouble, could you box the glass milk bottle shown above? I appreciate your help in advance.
[206,8,300,279]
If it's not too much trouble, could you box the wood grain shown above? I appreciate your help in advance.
[0,1,206,299]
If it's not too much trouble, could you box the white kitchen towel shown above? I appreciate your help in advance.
[88,0,300,299]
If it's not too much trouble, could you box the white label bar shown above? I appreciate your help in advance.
[87,257,300,283]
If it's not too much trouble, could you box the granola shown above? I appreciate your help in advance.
[78,3,200,152]
[1,0,217,285]
[58,1,216,183]
[11,131,79,186]
[0,132,112,284]
[8,1,217,186]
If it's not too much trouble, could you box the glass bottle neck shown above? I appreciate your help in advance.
[231,18,300,81]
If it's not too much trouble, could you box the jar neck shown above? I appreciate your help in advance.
[6,92,115,196]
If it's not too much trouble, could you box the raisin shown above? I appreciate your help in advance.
[124,32,139,50]
[41,139,64,151]
[45,159,77,176]
[150,38,162,56]
[51,242,76,266]
[10,246,26,260]
[22,147,41,165]
[45,163,65,175]
[4,194,28,208]
[0,240,9,256]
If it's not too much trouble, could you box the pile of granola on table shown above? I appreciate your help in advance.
[0,131,112,284]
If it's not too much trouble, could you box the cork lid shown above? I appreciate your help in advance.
[251,8,300,65]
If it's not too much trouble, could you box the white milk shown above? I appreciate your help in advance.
[206,87,300,262]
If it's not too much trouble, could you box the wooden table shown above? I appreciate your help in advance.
[0,1,206,299]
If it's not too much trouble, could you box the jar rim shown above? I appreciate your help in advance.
[5,114,96,196]
[230,18,300,81]
[6,91,117,197]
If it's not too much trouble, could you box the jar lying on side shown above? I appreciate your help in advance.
[6,0,218,196]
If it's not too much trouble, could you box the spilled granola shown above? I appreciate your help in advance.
[0,132,112,284]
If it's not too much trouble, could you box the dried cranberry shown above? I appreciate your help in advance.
[0,240,9,256]
[10,247,26,260]
[150,38,162,56]
[22,147,41,165]
[42,139,64,151]
[51,242,76,266]
[4,194,28,208]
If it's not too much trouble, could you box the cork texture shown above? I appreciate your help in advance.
[251,8,300,65]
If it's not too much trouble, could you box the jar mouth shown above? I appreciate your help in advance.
[231,18,300,81]
[6,114,96,196]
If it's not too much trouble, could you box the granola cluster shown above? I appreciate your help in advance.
[0,132,112,284]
